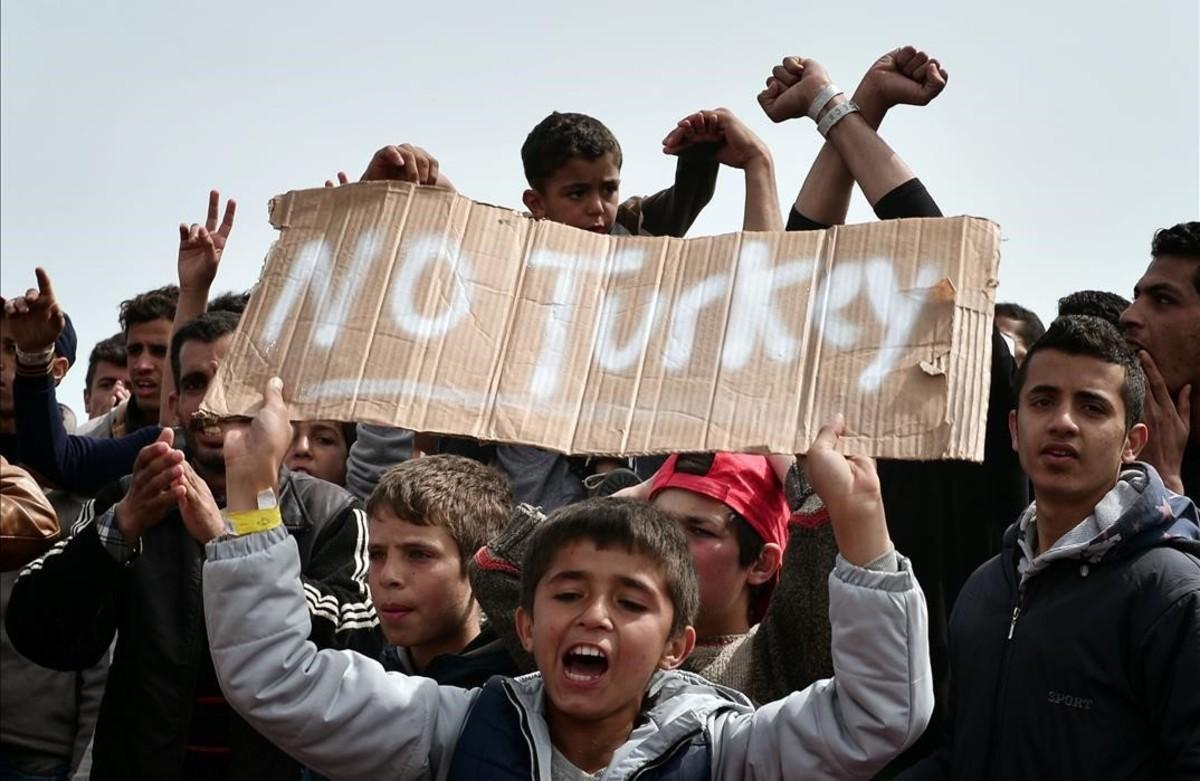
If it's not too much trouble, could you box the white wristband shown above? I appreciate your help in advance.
[817,100,860,137]
[806,83,843,121]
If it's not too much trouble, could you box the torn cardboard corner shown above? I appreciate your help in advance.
[202,182,1001,461]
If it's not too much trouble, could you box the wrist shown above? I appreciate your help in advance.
[113,500,144,545]
[813,93,848,124]
[741,149,773,174]
[15,344,55,367]
[850,85,887,127]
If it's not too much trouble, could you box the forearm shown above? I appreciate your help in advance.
[820,95,913,208]
[742,155,783,231]
[159,285,208,425]
[792,95,886,225]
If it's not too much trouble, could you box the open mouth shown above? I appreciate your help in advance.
[1041,444,1078,461]
[562,644,609,682]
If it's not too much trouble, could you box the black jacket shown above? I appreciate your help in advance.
[6,466,381,780]
[902,465,1200,780]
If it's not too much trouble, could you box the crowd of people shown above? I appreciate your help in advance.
[0,46,1197,781]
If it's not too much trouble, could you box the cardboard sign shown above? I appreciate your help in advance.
[202,182,1000,460]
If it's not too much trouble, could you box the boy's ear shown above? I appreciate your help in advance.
[746,542,783,587]
[522,188,546,220]
[1122,422,1149,462]
[515,606,535,654]
[658,625,695,670]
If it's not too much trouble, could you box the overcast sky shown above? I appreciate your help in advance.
[2,0,1197,412]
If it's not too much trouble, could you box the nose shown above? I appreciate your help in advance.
[1047,403,1080,436]
[132,353,153,373]
[290,431,311,458]
[380,556,405,588]
[1118,299,1141,333]
[575,594,614,630]
[585,194,604,217]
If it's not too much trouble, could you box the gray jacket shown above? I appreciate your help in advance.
[204,526,932,780]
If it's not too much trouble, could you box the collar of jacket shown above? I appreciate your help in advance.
[497,668,751,779]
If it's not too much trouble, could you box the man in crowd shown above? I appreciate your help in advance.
[1121,221,1199,498]
[82,333,128,420]
[6,283,380,778]
[78,285,178,438]
[902,315,1199,778]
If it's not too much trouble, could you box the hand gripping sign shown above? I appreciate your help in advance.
[202,183,1000,460]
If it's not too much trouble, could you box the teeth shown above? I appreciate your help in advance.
[568,645,605,658]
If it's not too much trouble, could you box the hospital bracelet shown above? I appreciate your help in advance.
[223,507,283,536]
[817,100,860,138]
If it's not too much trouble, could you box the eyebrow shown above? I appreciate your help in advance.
[180,371,209,387]
[1133,281,1182,298]
[547,569,659,596]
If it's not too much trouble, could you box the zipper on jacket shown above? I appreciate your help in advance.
[628,727,702,780]
[1006,605,1021,640]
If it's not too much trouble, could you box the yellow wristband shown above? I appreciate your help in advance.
[224,507,283,536]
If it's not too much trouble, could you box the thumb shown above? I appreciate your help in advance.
[35,267,57,303]
[811,413,846,452]
[1178,385,1193,423]
[263,376,285,410]
[157,427,175,448]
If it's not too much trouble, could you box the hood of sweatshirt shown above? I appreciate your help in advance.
[1009,462,1200,587]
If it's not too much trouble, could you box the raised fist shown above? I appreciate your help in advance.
[661,108,769,169]
[757,56,834,123]
[857,46,948,111]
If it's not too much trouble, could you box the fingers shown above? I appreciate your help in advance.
[904,49,930,78]
[337,171,349,185]
[218,198,236,239]
[205,190,220,232]
[1137,350,1173,407]
[396,145,420,183]
[34,268,57,303]
[811,413,847,451]
[892,45,916,70]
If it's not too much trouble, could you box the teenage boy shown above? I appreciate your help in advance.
[1120,221,1199,498]
[83,333,129,420]
[901,316,1200,779]
[189,376,931,779]
[78,284,178,437]
[6,309,378,780]
[471,452,838,704]
[363,455,518,687]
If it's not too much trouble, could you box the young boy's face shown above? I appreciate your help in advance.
[522,152,621,234]
[1009,349,1147,511]
[368,507,480,670]
[515,540,693,727]
[652,488,779,637]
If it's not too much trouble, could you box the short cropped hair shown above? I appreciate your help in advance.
[1150,221,1200,293]
[366,455,512,571]
[170,310,240,387]
[521,112,622,190]
[84,333,127,390]
[1016,315,1146,429]
[119,285,179,333]
[995,302,1046,347]
[208,290,251,315]
[521,498,699,638]
[1057,290,1130,328]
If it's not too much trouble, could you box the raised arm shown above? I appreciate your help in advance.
[759,49,947,221]
[187,378,472,779]
[662,108,781,231]
[5,269,160,493]
[160,190,236,425]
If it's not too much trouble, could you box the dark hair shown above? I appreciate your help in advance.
[119,285,179,333]
[672,453,765,569]
[170,310,240,387]
[367,455,512,571]
[208,290,251,315]
[341,422,358,449]
[1016,315,1146,429]
[84,333,127,390]
[521,498,698,638]
[1150,221,1200,294]
[995,302,1046,347]
[521,112,622,190]
[1057,290,1131,328]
